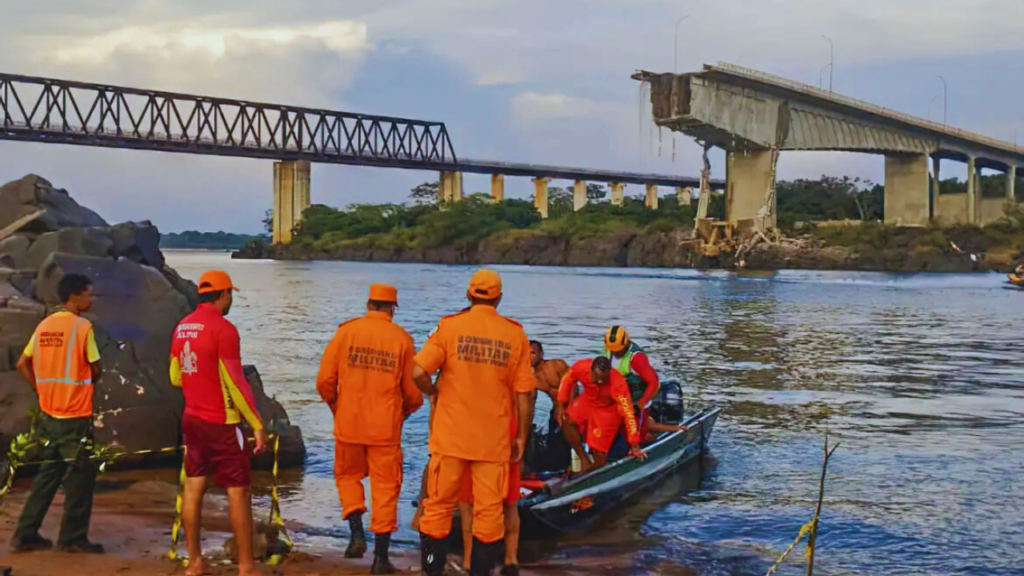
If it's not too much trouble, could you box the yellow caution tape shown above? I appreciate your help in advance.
[764,520,814,576]
[166,449,187,562]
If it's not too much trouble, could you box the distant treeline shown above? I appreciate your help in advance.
[161,230,268,250]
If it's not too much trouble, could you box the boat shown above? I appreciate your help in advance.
[517,406,720,536]
[1008,273,1024,286]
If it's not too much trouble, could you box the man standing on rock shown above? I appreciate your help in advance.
[413,269,535,576]
[170,270,267,576]
[10,273,104,554]
[316,284,423,574]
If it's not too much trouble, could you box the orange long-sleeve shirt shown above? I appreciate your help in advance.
[316,311,423,446]
[558,358,640,446]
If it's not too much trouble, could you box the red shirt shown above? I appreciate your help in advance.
[557,358,640,445]
[170,304,263,430]
[627,351,660,408]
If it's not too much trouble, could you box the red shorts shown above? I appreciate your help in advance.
[182,415,251,488]
[459,461,521,506]
[567,398,622,454]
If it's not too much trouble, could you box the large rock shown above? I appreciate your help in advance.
[0,235,32,269]
[110,221,164,269]
[0,175,107,233]
[0,371,37,451]
[244,366,306,469]
[24,228,115,270]
[0,307,43,373]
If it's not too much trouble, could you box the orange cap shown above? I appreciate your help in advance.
[467,269,502,300]
[369,283,398,304]
[197,270,239,295]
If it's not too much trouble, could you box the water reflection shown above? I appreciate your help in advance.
[160,254,1024,575]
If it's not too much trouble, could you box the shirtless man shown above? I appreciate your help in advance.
[530,340,569,406]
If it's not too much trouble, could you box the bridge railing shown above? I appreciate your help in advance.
[0,73,457,167]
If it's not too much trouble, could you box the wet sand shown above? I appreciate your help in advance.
[0,473,422,576]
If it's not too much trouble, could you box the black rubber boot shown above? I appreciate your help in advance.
[469,537,503,576]
[419,533,448,576]
[370,532,396,574]
[345,512,367,558]
[499,564,521,576]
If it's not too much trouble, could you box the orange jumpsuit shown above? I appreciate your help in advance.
[415,305,535,543]
[316,310,423,534]
[557,358,640,454]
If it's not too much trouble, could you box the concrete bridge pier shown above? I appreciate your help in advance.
[272,160,311,244]
[645,184,659,209]
[883,153,930,226]
[491,174,504,202]
[439,171,464,202]
[533,177,550,218]
[725,150,775,225]
[610,182,625,206]
[573,180,587,212]
[1008,166,1018,202]
[967,156,978,224]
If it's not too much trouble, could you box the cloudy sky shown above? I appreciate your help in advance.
[2,0,1022,233]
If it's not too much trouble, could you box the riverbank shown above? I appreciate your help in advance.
[234,221,1023,273]
[0,471,421,576]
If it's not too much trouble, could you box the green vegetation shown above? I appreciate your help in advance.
[161,230,267,250]
[289,183,696,251]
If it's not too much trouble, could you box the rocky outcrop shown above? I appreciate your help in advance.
[0,175,305,468]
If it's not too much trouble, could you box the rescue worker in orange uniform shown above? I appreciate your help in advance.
[556,357,644,472]
[316,284,423,574]
[412,270,535,576]
[10,274,104,554]
[170,271,267,576]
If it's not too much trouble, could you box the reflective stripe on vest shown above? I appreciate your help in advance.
[35,317,92,386]
[34,313,95,419]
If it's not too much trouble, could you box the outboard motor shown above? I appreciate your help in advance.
[650,380,684,424]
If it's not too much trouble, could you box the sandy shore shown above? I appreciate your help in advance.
[0,471,420,576]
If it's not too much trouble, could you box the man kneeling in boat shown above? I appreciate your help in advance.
[556,357,645,473]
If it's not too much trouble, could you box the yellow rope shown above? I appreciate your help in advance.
[166,450,187,562]
[764,520,814,576]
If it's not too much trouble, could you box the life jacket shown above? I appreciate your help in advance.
[604,341,646,403]
[33,312,95,419]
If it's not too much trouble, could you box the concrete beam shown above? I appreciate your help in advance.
[573,180,587,212]
[272,160,311,244]
[967,156,978,224]
[491,174,505,202]
[610,182,625,207]
[645,184,659,210]
[930,157,940,222]
[883,153,930,226]
[725,150,775,226]
[532,177,550,218]
[677,187,692,207]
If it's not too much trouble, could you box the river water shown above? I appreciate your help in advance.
[165,251,1024,576]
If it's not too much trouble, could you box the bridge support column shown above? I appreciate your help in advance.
[930,157,940,221]
[439,171,463,202]
[883,153,930,226]
[645,184,659,210]
[533,177,550,219]
[610,183,625,206]
[967,156,978,224]
[491,174,505,202]
[725,150,774,225]
[272,160,311,245]
[676,187,692,207]
[1008,165,1017,203]
[573,180,587,212]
